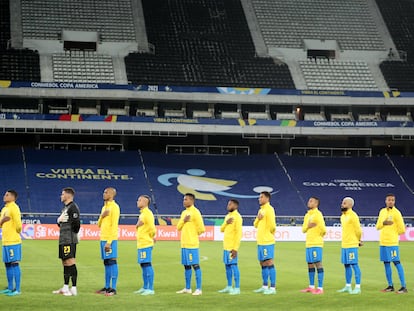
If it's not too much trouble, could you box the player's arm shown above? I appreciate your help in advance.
[177,211,185,231]
[233,216,243,251]
[196,210,205,235]
[108,205,120,244]
[253,216,259,228]
[97,207,104,227]
[0,211,10,227]
[268,208,276,234]
[69,205,81,234]
[353,214,362,241]
[302,214,308,233]
[319,213,326,236]
[149,214,156,238]
[396,212,406,235]
[13,207,22,234]
[220,215,228,233]
[375,210,385,230]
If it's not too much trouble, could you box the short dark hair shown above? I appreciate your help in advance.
[260,191,271,199]
[229,199,239,207]
[386,193,395,198]
[6,189,18,199]
[185,193,195,201]
[310,196,320,207]
[141,195,151,205]
[63,187,75,196]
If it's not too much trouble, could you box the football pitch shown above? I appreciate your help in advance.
[1,240,413,310]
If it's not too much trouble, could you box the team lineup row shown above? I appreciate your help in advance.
[0,188,408,297]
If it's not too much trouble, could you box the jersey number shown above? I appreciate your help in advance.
[189,253,193,261]
[349,252,355,260]
[263,249,268,257]
[64,245,71,256]
[140,251,147,259]
[9,249,14,258]
[391,250,397,258]
[312,251,317,258]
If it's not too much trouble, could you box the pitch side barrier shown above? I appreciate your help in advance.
[16,213,414,242]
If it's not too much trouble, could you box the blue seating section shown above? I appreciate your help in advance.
[279,155,412,216]
[0,149,413,216]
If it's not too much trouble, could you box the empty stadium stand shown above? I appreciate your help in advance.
[21,0,136,42]
[278,155,413,216]
[0,48,40,81]
[52,51,115,83]
[252,0,385,51]
[299,59,378,91]
[0,0,10,49]
[0,0,40,81]
[21,149,149,214]
[389,156,414,194]
[125,0,295,88]
[376,0,414,91]
[2,148,413,217]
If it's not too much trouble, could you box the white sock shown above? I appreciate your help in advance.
[63,284,69,291]
[346,284,351,287]
[355,284,360,289]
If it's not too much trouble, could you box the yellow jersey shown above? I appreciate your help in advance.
[221,210,243,251]
[98,200,120,244]
[177,205,205,248]
[302,208,326,247]
[341,209,362,248]
[376,206,405,246]
[136,206,156,249]
[253,202,276,246]
[0,202,22,246]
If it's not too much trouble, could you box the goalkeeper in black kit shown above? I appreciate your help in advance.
[52,187,81,296]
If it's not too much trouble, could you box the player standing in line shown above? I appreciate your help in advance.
[218,199,243,295]
[0,190,22,296]
[376,193,407,294]
[300,196,326,295]
[253,191,277,295]
[96,187,120,296]
[134,195,156,296]
[337,197,362,294]
[52,187,81,296]
[176,193,205,296]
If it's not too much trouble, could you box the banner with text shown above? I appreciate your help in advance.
[7,224,413,242]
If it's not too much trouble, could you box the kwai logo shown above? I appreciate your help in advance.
[157,168,276,200]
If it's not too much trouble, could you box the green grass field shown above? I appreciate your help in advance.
[1,241,413,310]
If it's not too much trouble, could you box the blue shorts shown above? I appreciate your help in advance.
[137,247,153,264]
[257,244,274,261]
[2,244,22,263]
[181,248,199,265]
[100,240,118,260]
[223,250,238,265]
[306,247,323,263]
[341,248,359,264]
[380,246,400,262]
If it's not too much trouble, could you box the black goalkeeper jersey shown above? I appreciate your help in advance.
[58,201,81,245]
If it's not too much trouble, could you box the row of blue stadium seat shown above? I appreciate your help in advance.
[1,149,413,217]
